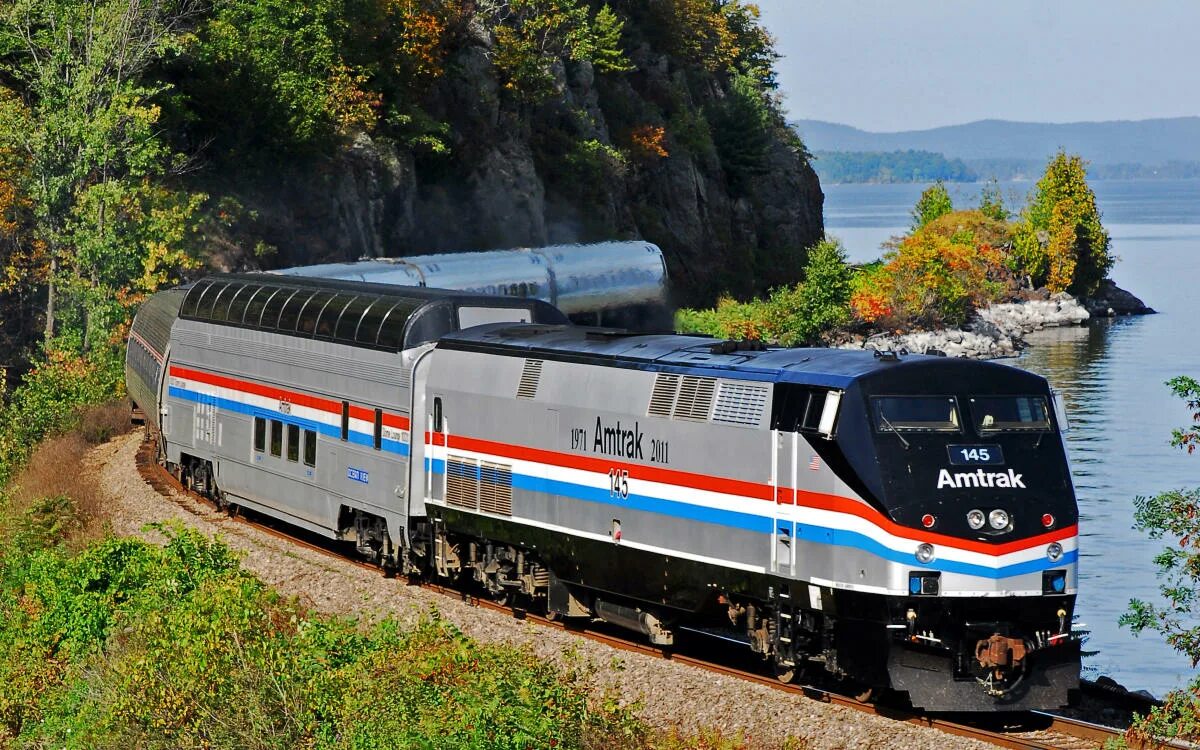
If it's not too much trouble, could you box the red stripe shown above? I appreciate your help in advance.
[430,431,1077,557]
[170,365,410,430]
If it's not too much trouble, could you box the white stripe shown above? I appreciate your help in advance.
[440,443,1078,571]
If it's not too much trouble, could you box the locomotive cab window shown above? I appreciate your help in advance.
[872,396,961,432]
[253,417,266,452]
[970,396,1052,433]
[772,385,841,436]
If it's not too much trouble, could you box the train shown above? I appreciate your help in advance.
[270,240,671,329]
[126,273,1082,712]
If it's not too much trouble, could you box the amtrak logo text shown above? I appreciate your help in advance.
[937,468,1025,489]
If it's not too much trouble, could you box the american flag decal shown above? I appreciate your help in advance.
[809,454,821,471]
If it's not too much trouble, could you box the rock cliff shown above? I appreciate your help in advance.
[205,24,823,307]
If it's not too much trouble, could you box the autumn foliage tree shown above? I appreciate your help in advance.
[851,210,1009,329]
[1012,151,1113,295]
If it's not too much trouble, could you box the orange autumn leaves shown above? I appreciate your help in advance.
[850,211,1010,329]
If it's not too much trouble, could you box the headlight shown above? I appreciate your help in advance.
[988,509,1010,530]
[915,543,935,564]
[1047,542,1064,561]
[967,509,985,530]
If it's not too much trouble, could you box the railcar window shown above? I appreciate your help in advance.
[270,419,283,456]
[969,396,1051,432]
[195,282,229,319]
[872,396,961,432]
[259,288,295,329]
[377,300,421,349]
[373,408,383,450]
[314,294,355,339]
[335,296,374,342]
[303,429,316,466]
[280,288,319,331]
[293,291,332,334]
[181,280,212,317]
[341,401,349,441]
[241,286,270,326]
[355,299,398,345]
[225,284,256,324]
[278,289,316,331]
[287,424,300,462]
[254,417,266,452]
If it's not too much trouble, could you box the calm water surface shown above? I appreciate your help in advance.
[824,179,1200,696]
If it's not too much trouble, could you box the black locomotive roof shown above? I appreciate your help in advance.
[177,273,568,352]
[438,323,1043,390]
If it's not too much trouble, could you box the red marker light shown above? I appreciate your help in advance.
[1042,513,1055,528]
[921,514,936,528]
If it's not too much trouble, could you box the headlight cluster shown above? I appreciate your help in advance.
[966,508,1012,531]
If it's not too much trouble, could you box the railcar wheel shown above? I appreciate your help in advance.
[773,656,798,684]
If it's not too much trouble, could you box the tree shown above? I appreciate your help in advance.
[0,0,204,346]
[911,181,953,230]
[1120,376,1200,745]
[977,178,1009,222]
[711,73,774,185]
[1011,152,1112,295]
[774,236,851,345]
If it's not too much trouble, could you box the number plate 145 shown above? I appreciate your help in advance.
[946,444,1005,465]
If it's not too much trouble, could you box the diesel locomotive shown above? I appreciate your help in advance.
[127,273,1082,711]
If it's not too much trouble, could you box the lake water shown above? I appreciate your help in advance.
[824,179,1200,697]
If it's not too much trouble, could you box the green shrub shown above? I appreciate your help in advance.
[674,238,852,346]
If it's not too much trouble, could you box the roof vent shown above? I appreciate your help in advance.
[712,381,770,427]
[516,359,544,399]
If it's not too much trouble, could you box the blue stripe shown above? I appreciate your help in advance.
[428,462,1075,580]
[169,386,409,457]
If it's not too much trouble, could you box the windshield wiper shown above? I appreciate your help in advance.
[877,413,911,450]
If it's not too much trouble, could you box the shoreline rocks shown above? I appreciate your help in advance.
[840,282,1149,360]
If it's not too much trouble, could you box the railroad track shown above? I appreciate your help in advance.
[134,433,1140,750]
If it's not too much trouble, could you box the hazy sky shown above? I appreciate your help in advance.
[753,0,1200,132]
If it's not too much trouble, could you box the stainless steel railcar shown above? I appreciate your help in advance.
[127,276,1082,711]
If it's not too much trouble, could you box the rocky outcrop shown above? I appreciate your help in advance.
[215,33,824,307]
[1081,279,1156,316]
[843,293,1092,360]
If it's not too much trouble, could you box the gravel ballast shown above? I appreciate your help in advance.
[92,432,1005,749]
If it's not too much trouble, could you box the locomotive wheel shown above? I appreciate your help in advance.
[773,659,797,684]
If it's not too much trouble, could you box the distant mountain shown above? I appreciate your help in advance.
[793,117,1200,166]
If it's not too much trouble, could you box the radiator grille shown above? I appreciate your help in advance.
[673,376,716,421]
[647,373,680,417]
[478,461,513,515]
[445,457,478,510]
[516,359,544,399]
[712,381,770,427]
[444,455,512,516]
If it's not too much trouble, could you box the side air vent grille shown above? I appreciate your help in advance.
[712,381,770,427]
[673,376,716,421]
[444,455,513,516]
[516,359,544,399]
[647,374,680,417]
[446,457,477,510]
[479,461,513,516]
